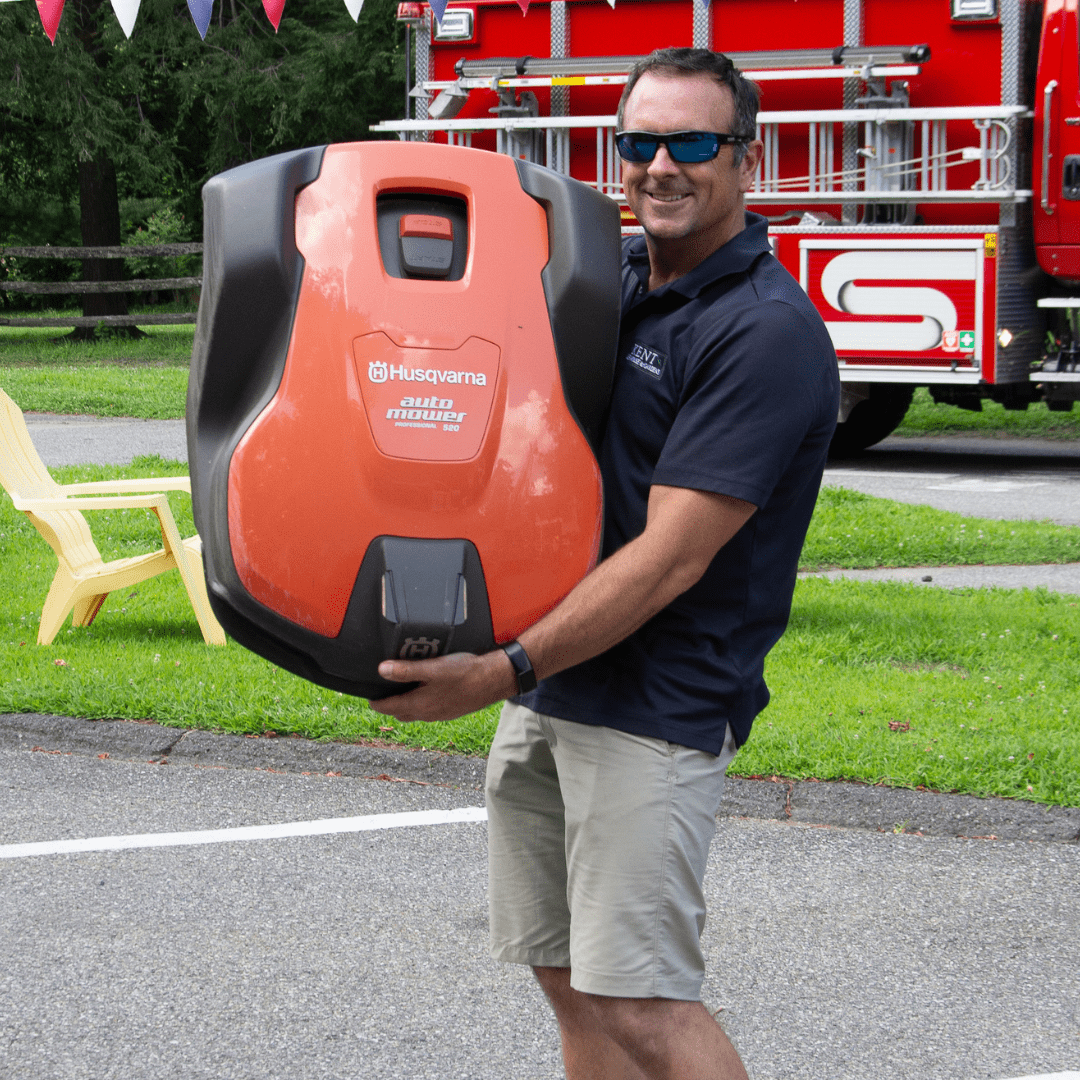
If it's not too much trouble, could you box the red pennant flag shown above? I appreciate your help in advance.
[515,0,529,12]
[35,0,65,42]
[262,0,284,29]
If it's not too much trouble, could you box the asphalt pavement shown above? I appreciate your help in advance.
[825,433,1080,527]
[5,417,1078,1078]
[25,412,189,466]
[1,713,1078,1080]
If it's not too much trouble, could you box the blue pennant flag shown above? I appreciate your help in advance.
[187,0,212,38]
[427,0,447,25]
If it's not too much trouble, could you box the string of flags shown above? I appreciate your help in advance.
[15,0,645,46]
[24,0,365,43]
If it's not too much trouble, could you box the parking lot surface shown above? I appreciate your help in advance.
[1,718,1077,1080]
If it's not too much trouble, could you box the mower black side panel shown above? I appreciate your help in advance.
[514,159,622,454]
[187,145,326,543]
[187,146,332,690]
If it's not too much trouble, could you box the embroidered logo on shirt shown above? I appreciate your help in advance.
[627,342,668,380]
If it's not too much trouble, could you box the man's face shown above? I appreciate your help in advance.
[620,71,761,252]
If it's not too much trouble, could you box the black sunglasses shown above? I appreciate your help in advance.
[614,130,748,164]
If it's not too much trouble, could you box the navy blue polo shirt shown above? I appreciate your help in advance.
[518,212,839,754]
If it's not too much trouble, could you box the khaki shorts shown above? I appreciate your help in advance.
[485,701,738,1000]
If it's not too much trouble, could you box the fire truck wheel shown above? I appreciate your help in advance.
[828,384,915,458]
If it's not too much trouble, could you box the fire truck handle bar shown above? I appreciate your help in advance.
[1043,79,1059,215]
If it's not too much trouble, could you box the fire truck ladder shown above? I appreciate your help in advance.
[373,44,1032,212]
[443,44,931,90]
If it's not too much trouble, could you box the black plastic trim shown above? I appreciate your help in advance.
[513,159,622,455]
[376,194,468,280]
[205,537,495,701]
[188,145,327,542]
[188,146,335,692]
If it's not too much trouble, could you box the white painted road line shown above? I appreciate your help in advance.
[0,806,489,860]
[995,1073,1080,1080]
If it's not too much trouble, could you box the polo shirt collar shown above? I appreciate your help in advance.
[627,212,771,300]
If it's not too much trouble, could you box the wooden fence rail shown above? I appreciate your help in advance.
[0,243,203,329]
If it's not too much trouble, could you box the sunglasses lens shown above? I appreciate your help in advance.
[667,134,721,164]
[617,133,725,164]
[616,134,658,163]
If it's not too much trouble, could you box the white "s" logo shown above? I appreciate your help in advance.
[819,250,977,352]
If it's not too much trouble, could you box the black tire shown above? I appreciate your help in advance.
[828,384,915,458]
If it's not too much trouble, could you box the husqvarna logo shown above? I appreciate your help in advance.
[367,363,487,386]
[400,636,441,659]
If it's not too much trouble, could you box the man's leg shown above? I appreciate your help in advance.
[534,967,748,1080]
[534,966,649,1080]
[488,710,744,1078]
[546,719,742,1079]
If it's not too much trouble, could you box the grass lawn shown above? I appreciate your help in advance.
[750,577,1077,807]
[0,321,191,419]
[897,386,1080,438]
[1,459,1077,806]
[803,486,1080,567]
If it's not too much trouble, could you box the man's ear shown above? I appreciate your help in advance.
[738,140,765,193]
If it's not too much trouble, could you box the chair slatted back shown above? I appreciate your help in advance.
[0,388,102,573]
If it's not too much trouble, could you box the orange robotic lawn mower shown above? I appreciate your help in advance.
[187,141,621,698]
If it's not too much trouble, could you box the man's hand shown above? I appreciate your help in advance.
[371,648,518,724]
[369,484,755,725]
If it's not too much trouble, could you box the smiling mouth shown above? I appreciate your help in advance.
[645,192,690,204]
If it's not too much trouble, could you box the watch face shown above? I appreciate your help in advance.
[503,641,536,692]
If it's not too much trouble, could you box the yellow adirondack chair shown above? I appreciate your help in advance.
[0,387,225,646]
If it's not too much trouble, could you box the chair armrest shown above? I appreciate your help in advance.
[59,477,192,495]
[10,493,170,512]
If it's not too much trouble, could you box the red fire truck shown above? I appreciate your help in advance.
[375,0,1080,453]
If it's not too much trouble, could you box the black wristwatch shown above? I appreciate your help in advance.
[501,640,537,694]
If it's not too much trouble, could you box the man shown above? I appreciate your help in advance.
[374,48,839,1080]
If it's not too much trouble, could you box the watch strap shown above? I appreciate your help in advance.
[501,640,537,694]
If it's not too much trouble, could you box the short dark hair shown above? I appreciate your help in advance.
[617,48,760,165]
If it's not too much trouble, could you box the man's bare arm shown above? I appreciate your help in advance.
[371,484,756,723]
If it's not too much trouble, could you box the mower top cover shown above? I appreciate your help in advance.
[187,141,621,699]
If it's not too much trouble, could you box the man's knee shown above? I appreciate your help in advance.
[587,993,704,1051]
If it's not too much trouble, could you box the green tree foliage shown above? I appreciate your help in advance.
[0,0,404,306]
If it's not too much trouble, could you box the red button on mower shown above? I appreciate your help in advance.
[187,141,621,698]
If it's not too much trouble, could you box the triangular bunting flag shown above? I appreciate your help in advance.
[187,0,212,38]
[34,0,64,42]
[605,0,615,8]
[342,0,363,20]
[109,0,141,38]
[515,0,529,13]
[262,0,284,29]
[427,0,447,26]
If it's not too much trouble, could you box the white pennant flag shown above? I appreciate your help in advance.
[342,0,363,19]
[110,0,140,37]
